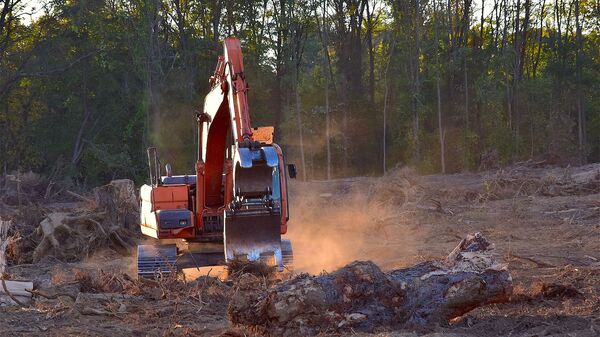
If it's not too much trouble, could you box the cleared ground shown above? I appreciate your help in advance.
[1,163,598,336]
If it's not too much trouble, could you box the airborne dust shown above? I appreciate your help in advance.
[286,171,428,273]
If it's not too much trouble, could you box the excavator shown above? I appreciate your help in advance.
[137,37,296,277]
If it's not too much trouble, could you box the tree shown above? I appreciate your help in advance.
[1,0,600,184]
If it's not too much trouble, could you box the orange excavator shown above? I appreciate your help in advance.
[137,37,296,277]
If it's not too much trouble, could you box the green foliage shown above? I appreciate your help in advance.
[0,0,599,184]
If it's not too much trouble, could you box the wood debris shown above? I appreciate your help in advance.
[228,233,512,335]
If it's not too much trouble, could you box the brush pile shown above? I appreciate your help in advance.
[0,172,50,207]
[482,163,600,200]
[3,179,139,264]
[366,168,423,208]
[228,233,512,336]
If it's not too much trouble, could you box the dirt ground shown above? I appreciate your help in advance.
[0,163,598,336]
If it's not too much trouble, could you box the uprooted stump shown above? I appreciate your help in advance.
[93,179,139,231]
[228,233,512,336]
[29,179,139,262]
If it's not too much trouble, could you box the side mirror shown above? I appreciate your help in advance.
[287,164,297,179]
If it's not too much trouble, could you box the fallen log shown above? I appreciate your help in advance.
[0,279,33,306]
[228,233,512,336]
[0,279,33,297]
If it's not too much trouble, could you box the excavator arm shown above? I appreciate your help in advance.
[200,37,290,266]
[203,38,254,147]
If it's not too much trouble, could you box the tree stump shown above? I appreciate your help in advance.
[29,180,139,262]
[228,233,512,336]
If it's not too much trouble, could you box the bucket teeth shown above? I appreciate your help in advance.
[137,244,177,278]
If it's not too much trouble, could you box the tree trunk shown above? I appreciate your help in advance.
[315,0,332,179]
[365,1,375,104]
[229,233,512,336]
[434,0,446,174]
[575,0,585,164]
[211,0,221,42]
[295,76,307,182]
[480,0,485,49]
[463,62,468,132]
[291,3,307,181]
[493,0,500,50]
[325,62,331,180]
[506,72,512,129]
[437,77,446,174]
[513,0,521,153]
[382,37,396,175]
[519,0,531,80]
[532,0,546,79]
[412,0,422,162]
[72,77,91,166]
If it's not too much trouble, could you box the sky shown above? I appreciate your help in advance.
[21,0,46,23]
[21,0,497,25]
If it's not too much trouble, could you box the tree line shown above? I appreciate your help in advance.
[1,0,598,185]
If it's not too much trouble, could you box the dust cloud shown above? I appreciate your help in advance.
[285,171,427,274]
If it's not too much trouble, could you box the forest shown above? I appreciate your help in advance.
[1,0,599,185]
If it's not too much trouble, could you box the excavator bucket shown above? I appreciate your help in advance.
[224,212,283,268]
[223,146,286,269]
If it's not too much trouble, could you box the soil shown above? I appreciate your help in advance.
[0,163,598,336]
